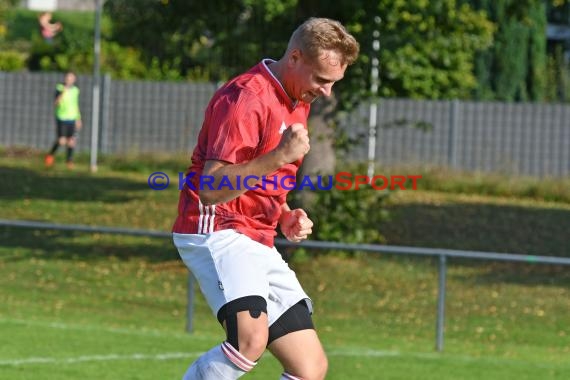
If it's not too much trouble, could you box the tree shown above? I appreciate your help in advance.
[104,0,297,81]
[545,0,570,101]
[0,0,29,70]
[467,0,548,101]
[0,0,18,42]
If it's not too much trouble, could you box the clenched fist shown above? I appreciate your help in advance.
[279,208,313,242]
[274,123,310,164]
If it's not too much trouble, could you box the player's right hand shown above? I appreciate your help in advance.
[279,208,313,242]
[275,123,310,164]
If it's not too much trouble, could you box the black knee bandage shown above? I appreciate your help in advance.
[217,296,267,350]
[268,301,314,345]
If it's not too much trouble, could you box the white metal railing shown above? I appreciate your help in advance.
[2,218,569,352]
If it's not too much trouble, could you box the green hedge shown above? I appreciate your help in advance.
[0,49,27,70]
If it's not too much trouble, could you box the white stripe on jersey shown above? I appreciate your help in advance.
[198,201,205,233]
[198,201,216,234]
[203,204,210,233]
[209,205,216,233]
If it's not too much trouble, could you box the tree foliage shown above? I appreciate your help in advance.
[374,0,494,99]
[0,0,18,41]
[104,0,494,102]
[104,0,298,81]
[467,0,548,101]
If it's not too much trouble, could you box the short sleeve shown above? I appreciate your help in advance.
[55,83,64,99]
[205,90,264,164]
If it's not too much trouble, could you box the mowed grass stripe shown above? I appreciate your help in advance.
[0,352,201,366]
[1,319,568,373]
[0,317,217,340]
[3,348,569,369]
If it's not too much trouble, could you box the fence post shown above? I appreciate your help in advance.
[99,73,112,154]
[447,99,459,168]
[436,254,447,351]
[367,16,381,178]
[186,272,195,333]
[89,0,102,173]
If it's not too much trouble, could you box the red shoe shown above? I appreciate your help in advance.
[66,161,74,170]
[44,154,54,167]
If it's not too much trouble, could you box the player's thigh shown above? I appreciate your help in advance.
[174,230,271,315]
[268,328,327,379]
[265,247,312,326]
[230,308,269,359]
[56,120,64,137]
[233,309,268,339]
[63,122,75,138]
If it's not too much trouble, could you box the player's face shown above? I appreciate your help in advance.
[64,73,76,86]
[291,49,347,104]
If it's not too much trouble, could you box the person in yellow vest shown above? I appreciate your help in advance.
[45,71,82,169]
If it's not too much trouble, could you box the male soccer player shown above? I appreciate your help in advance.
[173,17,359,380]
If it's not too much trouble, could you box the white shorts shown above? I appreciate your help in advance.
[173,229,312,326]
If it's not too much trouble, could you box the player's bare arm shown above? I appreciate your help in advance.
[279,203,313,242]
[54,91,64,106]
[200,123,310,205]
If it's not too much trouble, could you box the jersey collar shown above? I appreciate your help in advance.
[260,59,299,110]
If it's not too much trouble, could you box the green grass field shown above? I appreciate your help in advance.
[1,150,569,379]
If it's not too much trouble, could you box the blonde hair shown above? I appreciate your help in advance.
[288,17,360,66]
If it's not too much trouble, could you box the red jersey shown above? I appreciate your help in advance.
[172,60,311,247]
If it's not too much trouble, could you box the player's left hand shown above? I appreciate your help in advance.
[279,208,313,242]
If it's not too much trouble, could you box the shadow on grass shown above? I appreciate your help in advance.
[378,202,570,287]
[449,259,570,287]
[0,227,180,263]
[382,202,570,257]
[0,165,147,203]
